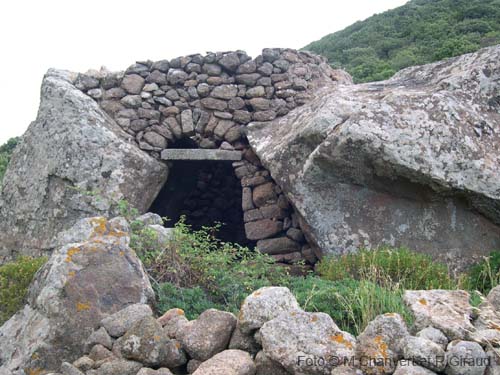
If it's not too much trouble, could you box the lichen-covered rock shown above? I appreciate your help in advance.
[331,366,364,375]
[100,304,153,338]
[179,309,237,361]
[238,287,300,334]
[95,359,143,375]
[247,45,500,270]
[402,336,446,372]
[254,350,288,375]
[85,327,113,351]
[0,69,168,263]
[158,309,190,340]
[118,316,186,367]
[0,217,154,375]
[393,361,437,375]
[404,290,473,340]
[355,313,410,375]
[485,348,500,375]
[136,368,173,375]
[260,310,356,375]
[229,324,261,355]
[445,340,488,375]
[416,327,448,350]
[192,349,256,375]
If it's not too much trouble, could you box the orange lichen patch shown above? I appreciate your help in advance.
[90,217,108,237]
[374,335,389,359]
[419,298,428,306]
[154,335,161,341]
[330,333,353,349]
[68,270,76,278]
[65,247,81,263]
[175,341,182,349]
[76,302,91,311]
[177,309,185,316]
[119,251,125,256]
[253,291,261,297]
[26,368,45,375]
[311,315,318,323]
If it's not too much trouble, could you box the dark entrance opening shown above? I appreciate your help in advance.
[149,159,251,246]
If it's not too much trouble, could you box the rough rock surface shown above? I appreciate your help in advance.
[179,309,237,361]
[260,310,356,375]
[355,313,410,375]
[192,349,256,375]
[404,290,473,340]
[445,340,488,375]
[238,286,300,334]
[247,45,500,269]
[0,69,168,263]
[0,216,154,375]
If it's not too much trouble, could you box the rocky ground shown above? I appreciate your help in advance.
[1,214,500,375]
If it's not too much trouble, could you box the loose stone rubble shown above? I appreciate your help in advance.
[22,283,498,375]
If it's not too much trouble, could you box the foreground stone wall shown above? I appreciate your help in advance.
[52,285,500,375]
[72,48,346,267]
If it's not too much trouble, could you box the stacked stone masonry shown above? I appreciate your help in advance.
[74,48,337,267]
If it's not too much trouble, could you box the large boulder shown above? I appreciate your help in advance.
[355,313,410,375]
[0,69,168,263]
[192,349,256,375]
[260,310,356,375]
[247,45,500,269]
[0,216,155,375]
[179,309,237,361]
[404,290,473,340]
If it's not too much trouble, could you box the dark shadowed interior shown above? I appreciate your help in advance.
[149,140,251,245]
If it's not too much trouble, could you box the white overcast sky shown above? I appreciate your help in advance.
[0,0,408,145]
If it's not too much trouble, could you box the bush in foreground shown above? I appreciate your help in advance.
[317,247,455,290]
[0,256,47,325]
[290,276,412,335]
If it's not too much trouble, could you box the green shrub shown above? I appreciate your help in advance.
[317,247,454,290]
[155,282,223,320]
[130,217,290,318]
[465,251,500,294]
[290,276,412,335]
[0,256,47,325]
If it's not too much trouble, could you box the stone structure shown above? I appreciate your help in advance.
[1,45,499,269]
[1,47,345,266]
[75,47,344,266]
[47,284,500,375]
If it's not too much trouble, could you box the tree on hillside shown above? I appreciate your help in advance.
[304,0,500,82]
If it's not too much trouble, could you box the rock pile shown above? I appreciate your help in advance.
[72,48,342,267]
[54,285,500,375]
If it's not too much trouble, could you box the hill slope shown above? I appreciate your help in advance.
[305,0,500,82]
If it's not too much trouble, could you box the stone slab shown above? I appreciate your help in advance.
[161,149,242,161]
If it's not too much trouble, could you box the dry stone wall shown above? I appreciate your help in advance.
[74,48,341,266]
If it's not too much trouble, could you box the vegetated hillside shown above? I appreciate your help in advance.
[305,0,500,82]
[0,137,19,184]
